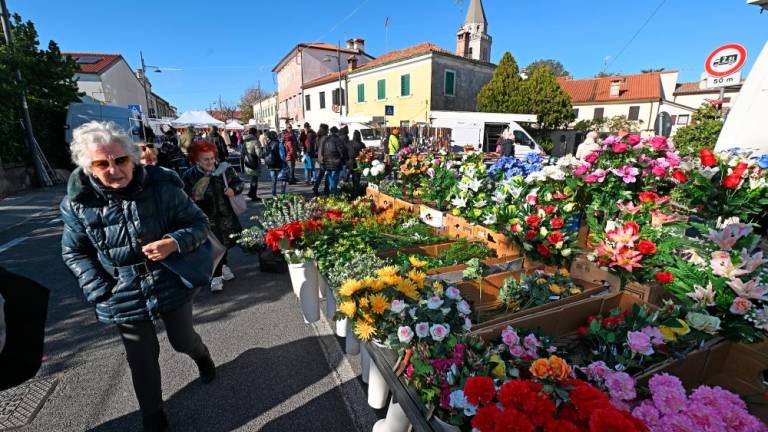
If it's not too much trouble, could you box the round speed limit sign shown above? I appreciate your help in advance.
[705,43,747,78]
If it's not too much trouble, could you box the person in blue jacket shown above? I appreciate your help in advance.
[60,121,215,432]
[264,130,288,196]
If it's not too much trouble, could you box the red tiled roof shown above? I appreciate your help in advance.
[63,52,122,74]
[301,43,362,55]
[303,69,350,89]
[557,72,664,104]
[352,42,451,72]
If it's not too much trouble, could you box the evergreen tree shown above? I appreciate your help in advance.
[672,104,723,157]
[522,66,575,134]
[476,52,526,113]
[524,59,569,77]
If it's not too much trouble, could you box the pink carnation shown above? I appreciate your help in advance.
[612,142,629,153]
[627,134,642,145]
[605,371,636,401]
[649,374,687,415]
[584,152,599,163]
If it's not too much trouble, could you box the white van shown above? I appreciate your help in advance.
[338,116,384,148]
[429,110,543,156]
[65,101,143,144]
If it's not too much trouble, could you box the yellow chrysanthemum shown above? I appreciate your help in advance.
[359,297,370,309]
[369,293,390,315]
[432,281,444,292]
[396,278,420,300]
[338,300,357,318]
[368,278,386,292]
[377,266,400,279]
[489,354,506,379]
[407,270,427,288]
[353,321,377,341]
[338,279,364,297]
[382,274,403,286]
[408,255,428,268]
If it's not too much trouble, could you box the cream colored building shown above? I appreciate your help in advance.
[252,94,278,131]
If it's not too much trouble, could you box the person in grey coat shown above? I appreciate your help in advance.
[60,121,215,432]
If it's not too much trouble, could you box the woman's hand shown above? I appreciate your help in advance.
[224,188,235,197]
[142,238,178,261]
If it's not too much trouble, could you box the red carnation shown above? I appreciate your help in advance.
[544,419,580,432]
[550,218,565,229]
[671,170,687,183]
[655,271,673,285]
[588,408,646,432]
[325,209,343,220]
[494,408,535,432]
[547,231,564,245]
[526,214,542,228]
[567,380,611,421]
[471,405,500,432]
[722,174,742,189]
[638,192,658,203]
[699,149,718,167]
[525,230,538,241]
[464,376,496,406]
[623,221,640,235]
[536,244,552,257]
[637,239,656,255]
[544,205,557,215]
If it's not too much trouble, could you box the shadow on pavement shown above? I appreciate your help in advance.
[87,335,349,432]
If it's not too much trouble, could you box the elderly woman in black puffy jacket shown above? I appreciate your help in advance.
[61,121,215,432]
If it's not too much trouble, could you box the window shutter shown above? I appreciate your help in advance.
[377,79,386,100]
[357,84,365,103]
[305,95,311,111]
[401,74,410,96]
[628,106,640,121]
[445,71,455,95]
[593,108,604,120]
[319,92,326,109]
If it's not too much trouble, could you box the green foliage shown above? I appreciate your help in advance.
[0,13,81,166]
[524,59,569,77]
[523,66,575,133]
[672,104,723,157]
[393,240,491,271]
[476,52,527,113]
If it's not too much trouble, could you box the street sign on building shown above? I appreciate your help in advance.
[384,105,394,116]
[128,104,142,114]
[705,43,747,89]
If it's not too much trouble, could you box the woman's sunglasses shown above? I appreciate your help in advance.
[91,156,131,171]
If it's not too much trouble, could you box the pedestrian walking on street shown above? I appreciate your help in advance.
[302,122,317,185]
[282,124,299,184]
[182,141,243,293]
[61,121,216,432]
[338,125,352,182]
[349,130,366,189]
[242,127,263,201]
[575,131,600,159]
[179,127,195,155]
[208,126,229,163]
[312,124,330,196]
[321,126,345,195]
[265,131,288,196]
[388,127,400,158]
[158,126,188,174]
[140,143,159,166]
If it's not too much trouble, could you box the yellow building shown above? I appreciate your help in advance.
[347,42,495,128]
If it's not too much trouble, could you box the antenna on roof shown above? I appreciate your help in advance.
[384,16,390,52]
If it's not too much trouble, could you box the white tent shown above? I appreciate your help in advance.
[171,111,225,128]
[224,120,245,130]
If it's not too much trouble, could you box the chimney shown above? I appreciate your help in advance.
[346,39,355,49]
[351,38,365,53]
[347,55,358,72]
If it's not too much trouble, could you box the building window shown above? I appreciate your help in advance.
[332,88,345,106]
[677,114,690,125]
[444,70,456,96]
[377,79,386,100]
[400,74,411,97]
[305,95,311,111]
[609,80,621,97]
[319,92,326,109]
[357,83,365,103]
[593,107,604,120]
[572,108,579,118]
[628,106,640,121]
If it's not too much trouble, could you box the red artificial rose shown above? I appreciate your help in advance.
[638,192,658,203]
[732,161,749,177]
[526,214,542,228]
[464,376,496,406]
[264,228,286,251]
[526,230,538,241]
[547,231,564,245]
[536,244,552,257]
[550,218,565,229]
[544,205,557,215]
[578,326,589,337]
[588,408,646,432]
[471,405,500,432]
[637,239,656,255]
[494,408,535,432]
[722,174,742,189]
[699,149,718,167]
[671,170,688,183]
[602,317,617,329]
[552,192,569,200]
[543,419,580,432]
[325,209,343,220]
[655,271,673,285]
[623,221,640,235]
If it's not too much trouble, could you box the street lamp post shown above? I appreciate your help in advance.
[139,51,162,120]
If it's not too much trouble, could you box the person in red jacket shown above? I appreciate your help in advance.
[282,124,300,184]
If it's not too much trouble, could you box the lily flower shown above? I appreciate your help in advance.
[687,282,717,306]
[617,201,643,215]
[609,247,643,272]
[727,277,768,301]
[710,251,749,279]
[740,249,768,273]
[451,197,467,208]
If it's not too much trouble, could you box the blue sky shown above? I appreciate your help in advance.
[11,0,768,112]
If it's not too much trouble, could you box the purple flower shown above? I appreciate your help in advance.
[627,330,654,355]
[684,402,726,432]
[641,326,665,346]
[656,412,696,431]
[523,334,542,350]
[632,400,661,429]
[605,371,636,401]
[501,327,520,347]
[509,344,525,358]
[689,385,747,413]
[611,165,640,183]
[603,136,619,145]
[649,373,687,415]
[585,361,610,381]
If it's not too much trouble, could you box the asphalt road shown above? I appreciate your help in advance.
[0,171,377,431]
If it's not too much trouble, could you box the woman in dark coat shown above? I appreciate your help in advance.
[61,121,215,432]
[182,140,243,292]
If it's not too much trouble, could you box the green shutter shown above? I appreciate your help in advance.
[401,74,410,96]
[377,79,386,100]
[357,84,365,103]
[445,71,455,96]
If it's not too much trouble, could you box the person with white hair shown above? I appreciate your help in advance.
[575,131,601,159]
[60,121,215,432]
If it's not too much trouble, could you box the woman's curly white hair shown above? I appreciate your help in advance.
[70,121,141,174]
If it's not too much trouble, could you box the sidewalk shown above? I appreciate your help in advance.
[0,185,66,234]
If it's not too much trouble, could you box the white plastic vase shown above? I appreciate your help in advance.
[317,264,326,299]
[336,317,347,337]
[288,261,319,323]
[367,360,390,409]
[360,343,371,384]
[432,417,461,432]
[324,281,336,318]
[372,398,409,432]
[345,320,360,355]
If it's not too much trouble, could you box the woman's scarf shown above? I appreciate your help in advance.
[191,162,230,201]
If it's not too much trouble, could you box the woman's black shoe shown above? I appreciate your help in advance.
[142,410,168,432]
[195,356,216,384]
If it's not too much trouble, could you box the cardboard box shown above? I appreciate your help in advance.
[377,191,395,210]
[623,282,671,306]
[444,213,469,240]
[427,256,525,285]
[394,197,417,215]
[419,204,445,228]
[473,224,520,258]
[569,257,622,292]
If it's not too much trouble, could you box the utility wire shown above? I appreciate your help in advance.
[315,0,371,42]
[602,0,667,72]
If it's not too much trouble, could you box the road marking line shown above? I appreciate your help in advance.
[0,236,29,254]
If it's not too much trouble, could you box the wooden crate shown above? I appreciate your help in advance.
[365,185,379,201]
[394,197,418,215]
[377,191,395,210]
[444,213,468,240]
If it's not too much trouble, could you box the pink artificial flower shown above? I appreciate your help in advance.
[605,371,637,401]
[611,165,639,183]
[740,250,768,273]
[650,136,669,151]
[606,226,639,248]
[501,326,520,347]
[641,326,665,345]
[603,136,619,145]
[711,251,750,279]
[574,164,591,176]
[612,142,629,153]
[727,277,768,301]
[584,361,610,381]
[627,134,642,145]
[509,344,526,358]
[706,224,752,251]
[649,373,688,416]
[584,174,598,183]
[610,247,643,272]
[523,333,542,350]
[585,152,599,163]
[617,201,642,215]
[627,331,654,355]
[665,151,680,167]
[651,165,667,177]
[632,400,661,428]
[526,194,538,204]
[651,209,679,228]
[730,297,754,315]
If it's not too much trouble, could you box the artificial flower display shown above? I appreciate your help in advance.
[498,268,582,312]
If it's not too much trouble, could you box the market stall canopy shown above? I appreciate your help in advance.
[224,120,245,130]
[171,111,225,128]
